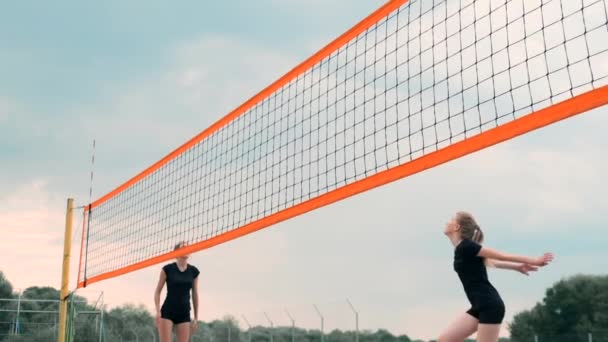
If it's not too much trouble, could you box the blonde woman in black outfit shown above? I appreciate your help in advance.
[439,212,554,342]
[154,242,200,342]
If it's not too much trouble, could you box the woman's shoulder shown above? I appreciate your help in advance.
[455,238,481,252]
[162,262,176,272]
[189,264,200,276]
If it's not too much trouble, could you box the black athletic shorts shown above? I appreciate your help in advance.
[466,298,505,324]
[161,307,191,325]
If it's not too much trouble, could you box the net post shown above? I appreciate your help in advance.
[58,198,74,342]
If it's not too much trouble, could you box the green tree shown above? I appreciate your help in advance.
[510,274,608,342]
[17,287,60,337]
[3,327,55,342]
[105,303,156,341]
[395,335,412,342]
[69,293,104,342]
[201,316,245,342]
[362,328,412,341]
[0,272,15,338]
[0,284,101,342]
[0,272,12,299]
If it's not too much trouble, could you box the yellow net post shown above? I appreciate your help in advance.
[58,198,74,342]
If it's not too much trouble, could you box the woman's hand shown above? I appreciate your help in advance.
[533,252,554,266]
[516,263,539,276]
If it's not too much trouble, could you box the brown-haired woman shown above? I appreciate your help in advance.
[439,212,554,342]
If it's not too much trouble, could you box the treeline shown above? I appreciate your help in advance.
[509,274,608,342]
[0,271,414,341]
[1,272,607,341]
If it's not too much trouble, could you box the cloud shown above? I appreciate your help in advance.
[456,140,607,229]
[0,181,66,291]
[170,36,298,115]
[83,106,607,339]
[74,67,607,339]
[2,9,607,339]
[0,98,10,122]
[0,180,63,233]
[60,35,301,201]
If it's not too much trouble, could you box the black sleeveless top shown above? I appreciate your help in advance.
[161,262,200,312]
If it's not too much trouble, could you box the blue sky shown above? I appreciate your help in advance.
[0,0,380,192]
[1,0,608,340]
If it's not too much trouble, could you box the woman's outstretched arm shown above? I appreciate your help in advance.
[479,247,554,266]
[490,260,539,275]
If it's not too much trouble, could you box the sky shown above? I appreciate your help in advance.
[1,0,608,340]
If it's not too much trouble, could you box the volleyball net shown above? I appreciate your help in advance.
[77,0,608,287]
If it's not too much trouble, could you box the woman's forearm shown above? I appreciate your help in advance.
[154,292,161,313]
[479,247,538,265]
[493,260,520,271]
[507,254,536,264]
[192,293,199,320]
